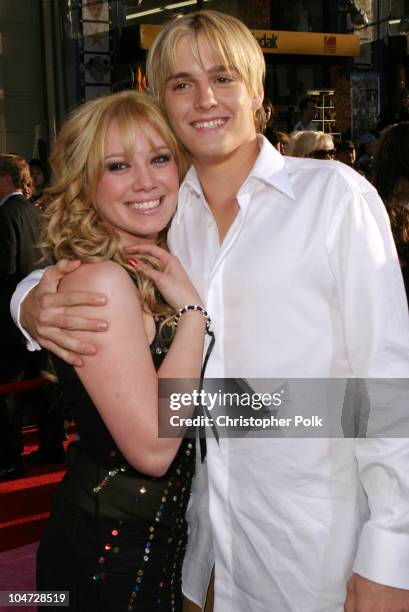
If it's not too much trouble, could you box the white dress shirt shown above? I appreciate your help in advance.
[11,137,409,612]
[167,137,409,611]
[11,268,46,351]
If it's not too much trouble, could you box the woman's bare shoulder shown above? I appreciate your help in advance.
[59,260,132,294]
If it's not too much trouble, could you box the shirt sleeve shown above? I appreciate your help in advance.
[10,269,47,351]
[326,185,409,588]
[352,438,409,589]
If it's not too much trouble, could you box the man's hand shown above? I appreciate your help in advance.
[345,573,409,611]
[20,260,108,366]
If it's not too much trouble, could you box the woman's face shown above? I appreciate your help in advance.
[95,119,180,246]
[30,166,45,188]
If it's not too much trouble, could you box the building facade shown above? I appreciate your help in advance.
[2,0,409,158]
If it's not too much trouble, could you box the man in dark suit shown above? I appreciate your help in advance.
[0,154,46,479]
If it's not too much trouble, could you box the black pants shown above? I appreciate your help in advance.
[0,345,64,468]
[0,339,28,468]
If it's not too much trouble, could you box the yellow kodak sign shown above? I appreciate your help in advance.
[252,30,360,56]
[140,24,360,57]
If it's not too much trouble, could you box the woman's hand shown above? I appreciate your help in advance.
[128,244,202,310]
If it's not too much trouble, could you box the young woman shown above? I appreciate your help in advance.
[36,90,209,611]
[286,130,335,159]
[29,158,48,206]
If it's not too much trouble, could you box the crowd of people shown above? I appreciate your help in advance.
[1,8,409,612]
[263,100,409,302]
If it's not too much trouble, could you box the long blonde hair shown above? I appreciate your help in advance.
[43,90,189,321]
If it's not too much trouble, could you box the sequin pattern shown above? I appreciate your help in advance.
[92,438,194,610]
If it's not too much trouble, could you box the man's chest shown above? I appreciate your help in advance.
[171,202,330,301]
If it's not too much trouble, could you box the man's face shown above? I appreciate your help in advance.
[304,101,317,122]
[163,34,262,166]
[337,145,356,166]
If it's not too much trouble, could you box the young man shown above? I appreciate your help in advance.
[12,10,409,612]
[293,95,318,131]
[336,139,357,168]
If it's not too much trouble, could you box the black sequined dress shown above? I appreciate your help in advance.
[37,317,195,612]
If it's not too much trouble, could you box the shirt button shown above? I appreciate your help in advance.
[208,221,213,228]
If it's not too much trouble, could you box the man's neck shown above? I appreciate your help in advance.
[193,137,260,209]
[192,137,260,243]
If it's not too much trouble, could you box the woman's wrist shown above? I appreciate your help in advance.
[174,304,211,333]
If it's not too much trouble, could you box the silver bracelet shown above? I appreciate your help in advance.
[174,304,211,333]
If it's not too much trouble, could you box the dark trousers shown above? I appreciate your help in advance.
[0,338,27,467]
[0,340,64,468]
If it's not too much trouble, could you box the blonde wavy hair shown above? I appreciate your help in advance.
[43,90,190,323]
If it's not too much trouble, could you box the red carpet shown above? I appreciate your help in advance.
[0,542,38,611]
[0,426,76,609]
[0,426,75,553]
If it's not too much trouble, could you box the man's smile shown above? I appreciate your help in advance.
[191,118,228,130]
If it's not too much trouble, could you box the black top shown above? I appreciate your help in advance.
[52,317,172,464]
[51,314,194,524]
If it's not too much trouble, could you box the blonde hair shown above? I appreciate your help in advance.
[286,131,334,158]
[146,10,266,131]
[43,90,189,322]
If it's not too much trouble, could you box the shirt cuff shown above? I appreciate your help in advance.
[10,272,45,351]
[353,522,409,589]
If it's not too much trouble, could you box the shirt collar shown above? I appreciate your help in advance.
[0,191,23,207]
[180,164,203,198]
[178,135,296,218]
[244,135,296,200]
